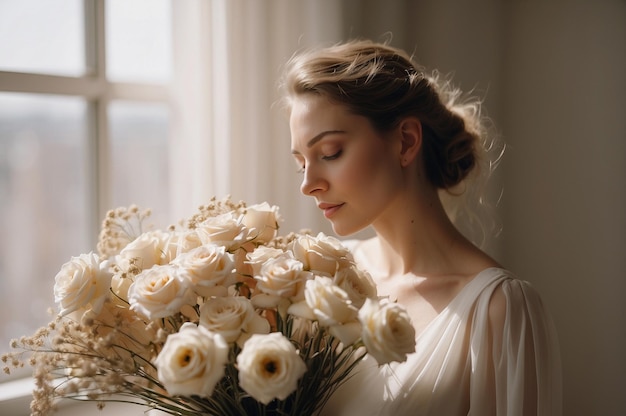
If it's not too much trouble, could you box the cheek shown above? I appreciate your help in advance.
[334,160,374,191]
[336,164,399,212]
[349,147,400,189]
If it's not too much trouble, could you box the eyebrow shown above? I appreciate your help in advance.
[291,130,346,154]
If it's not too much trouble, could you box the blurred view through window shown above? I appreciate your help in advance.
[0,0,172,370]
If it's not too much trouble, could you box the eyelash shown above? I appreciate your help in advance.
[296,150,343,174]
[322,149,343,161]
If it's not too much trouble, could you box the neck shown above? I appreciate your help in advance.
[370,188,474,277]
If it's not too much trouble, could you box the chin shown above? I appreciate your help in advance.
[330,221,365,237]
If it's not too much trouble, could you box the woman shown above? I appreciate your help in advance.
[282,40,561,415]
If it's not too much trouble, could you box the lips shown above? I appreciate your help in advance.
[318,202,344,219]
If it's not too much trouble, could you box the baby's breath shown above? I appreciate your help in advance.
[97,205,153,259]
[186,195,247,229]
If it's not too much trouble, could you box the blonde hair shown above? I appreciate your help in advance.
[281,39,503,246]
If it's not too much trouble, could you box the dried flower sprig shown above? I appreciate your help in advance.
[185,195,247,229]
[97,205,153,260]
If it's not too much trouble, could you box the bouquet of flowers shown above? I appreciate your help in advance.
[4,197,416,416]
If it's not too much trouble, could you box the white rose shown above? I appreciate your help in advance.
[172,244,236,291]
[54,252,112,316]
[154,322,229,397]
[199,296,270,347]
[333,266,377,308]
[241,202,280,244]
[290,233,354,275]
[195,211,248,249]
[245,246,285,277]
[128,264,196,320]
[289,276,361,345]
[359,298,416,365]
[236,332,307,404]
[118,230,172,271]
[170,229,203,256]
[303,276,358,326]
[253,253,312,306]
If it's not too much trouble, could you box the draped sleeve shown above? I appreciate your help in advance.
[469,275,562,415]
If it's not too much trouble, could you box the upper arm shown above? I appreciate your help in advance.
[485,279,563,415]
[487,283,507,354]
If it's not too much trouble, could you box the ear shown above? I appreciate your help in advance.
[398,117,422,167]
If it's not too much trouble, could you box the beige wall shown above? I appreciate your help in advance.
[343,0,626,414]
[499,2,626,415]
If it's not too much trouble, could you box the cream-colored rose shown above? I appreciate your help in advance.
[199,296,270,347]
[245,246,285,277]
[167,229,203,257]
[195,211,248,249]
[253,253,312,307]
[54,252,112,316]
[236,332,307,404]
[172,244,236,291]
[128,264,196,320]
[289,276,361,345]
[333,266,377,308]
[241,202,280,244]
[290,233,354,275]
[359,298,416,365]
[303,276,359,325]
[117,230,173,271]
[154,322,229,397]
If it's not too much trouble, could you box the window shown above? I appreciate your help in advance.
[0,0,173,385]
[108,100,171,227]
[0,93,91,360]
[0,0,86,76]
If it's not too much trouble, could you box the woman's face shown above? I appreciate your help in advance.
[290,94,405,236]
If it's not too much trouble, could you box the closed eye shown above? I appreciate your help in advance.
[293,149,341,174]
[322,149,342,161]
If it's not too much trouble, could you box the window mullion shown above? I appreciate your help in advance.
[84,0,99,76]
[91,0,109,231]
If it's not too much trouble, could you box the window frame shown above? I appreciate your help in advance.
[0,0,173,411]
[0,0,171,227]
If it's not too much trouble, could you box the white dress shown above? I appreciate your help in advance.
[321,243,562,416]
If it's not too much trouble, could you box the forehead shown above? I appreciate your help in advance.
[289,95,351,143]
[290,94,342,125]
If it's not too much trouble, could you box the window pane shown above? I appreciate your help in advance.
[108,101,170,227]
[0,0,85,76]
[0,93,90,360]
[106,0,172,84]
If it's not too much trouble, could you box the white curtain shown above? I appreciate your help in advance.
[169,0,346,235]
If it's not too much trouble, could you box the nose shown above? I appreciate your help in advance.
[300,165,327,196]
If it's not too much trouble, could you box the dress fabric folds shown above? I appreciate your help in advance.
[320,260,562,416]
